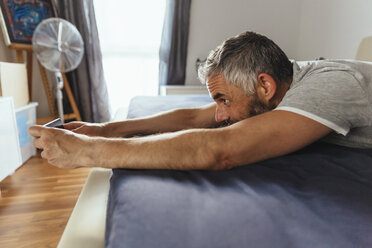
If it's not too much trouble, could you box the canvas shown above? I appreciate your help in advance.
[0,0,56,46]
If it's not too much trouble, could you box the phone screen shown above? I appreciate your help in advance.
[43,118,64,128]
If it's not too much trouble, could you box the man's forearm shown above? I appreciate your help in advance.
[87,110,332,171]
[105,104,217,138]
[86,128,229,170]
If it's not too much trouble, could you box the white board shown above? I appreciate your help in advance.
[0,97,22,182]
[0,62,29,109]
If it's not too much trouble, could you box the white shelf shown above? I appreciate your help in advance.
[160,85,209,95]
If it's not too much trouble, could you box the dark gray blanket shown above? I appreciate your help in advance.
[105,95,372,248]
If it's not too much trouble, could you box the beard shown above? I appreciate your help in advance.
[216,93,275,128]
[247,93,274,117]
[217,119,231,127]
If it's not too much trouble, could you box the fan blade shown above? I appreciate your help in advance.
[58,22,63,51]
[34,41,58,49]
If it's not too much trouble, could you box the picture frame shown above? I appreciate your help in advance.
[0,0,57,49]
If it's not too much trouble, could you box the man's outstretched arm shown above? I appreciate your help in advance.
[29,110,331,170]
[64,103,217,137]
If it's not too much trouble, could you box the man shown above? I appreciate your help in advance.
[29,31,372,170]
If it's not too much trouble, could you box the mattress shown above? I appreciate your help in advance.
[105,95,372,248]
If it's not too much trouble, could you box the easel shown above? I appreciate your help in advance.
[10,43,82,124]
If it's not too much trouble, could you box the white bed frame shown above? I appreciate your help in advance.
[57,168,111,248]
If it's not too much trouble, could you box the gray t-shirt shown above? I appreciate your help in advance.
[276,59,372,149]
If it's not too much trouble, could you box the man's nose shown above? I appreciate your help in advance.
[215,106,230,123]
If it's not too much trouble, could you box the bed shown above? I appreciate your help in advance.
[59,94,372,248]
[105,95,372,248]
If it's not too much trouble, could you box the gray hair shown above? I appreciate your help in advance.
[198,31,293,95]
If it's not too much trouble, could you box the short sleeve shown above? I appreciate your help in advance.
[276,70,372,136]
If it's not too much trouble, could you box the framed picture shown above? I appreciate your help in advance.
[0,0,57,48]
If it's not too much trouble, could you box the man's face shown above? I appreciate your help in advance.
[207,74,272,125]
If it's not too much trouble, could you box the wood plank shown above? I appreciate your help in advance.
[0,153,90,247]
[62,73,82,121]
[38,62,56,117]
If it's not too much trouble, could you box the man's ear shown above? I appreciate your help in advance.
[256,73,277,104]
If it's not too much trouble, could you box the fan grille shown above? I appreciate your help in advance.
[32,18,84,73]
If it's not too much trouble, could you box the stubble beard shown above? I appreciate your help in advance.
[247,93,274,117]
[217,94,275,128]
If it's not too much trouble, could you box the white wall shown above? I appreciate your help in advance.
[185,0,302,85]
[185,0,372,85]
[296,0,372,60]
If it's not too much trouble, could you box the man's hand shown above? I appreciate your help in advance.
[28,125,94,168]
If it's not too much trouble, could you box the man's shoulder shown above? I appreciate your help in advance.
[294,60,361,79]
[290,60,369,91]
[294,59,372,69]
[278,60,372,148]
[291,59,372,104]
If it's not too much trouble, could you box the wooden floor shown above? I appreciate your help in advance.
[0,153,90,248]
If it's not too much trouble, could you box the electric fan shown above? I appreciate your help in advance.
[32,18,84,123]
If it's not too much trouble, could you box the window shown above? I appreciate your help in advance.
[94,0,166,117]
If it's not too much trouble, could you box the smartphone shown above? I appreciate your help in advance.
[43,118,64,129]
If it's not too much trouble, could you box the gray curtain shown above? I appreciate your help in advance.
[55,0,111,123]
[159,0,192,86]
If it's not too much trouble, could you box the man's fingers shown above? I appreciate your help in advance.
[40,149,48,160]
[28,125,45,138]
[33,139,44,149]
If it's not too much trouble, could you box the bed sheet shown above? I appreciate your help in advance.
[105,95,372,248]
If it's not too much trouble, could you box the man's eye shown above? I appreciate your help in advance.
[222,99,230,104]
